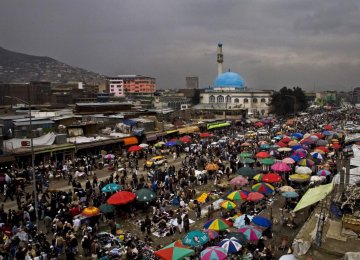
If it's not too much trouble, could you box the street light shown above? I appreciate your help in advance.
[4,94,38,226]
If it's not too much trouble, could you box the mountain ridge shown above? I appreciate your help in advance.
[0,46,105,84]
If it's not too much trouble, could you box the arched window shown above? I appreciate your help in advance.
[261,98,266,103]
[217,95,224,103]
[225,95,231,103]
[244,98,249,103]
[209,95,215,103]
[234,98,239,103]
[253,98,258,103]
[261,109,265,115]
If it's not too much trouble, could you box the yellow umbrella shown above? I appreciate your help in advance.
[206,163,219,171]
[197,193,208,203]
[155,141,165,147]
[279,185,295,192]
[253,174,263,182]
[289,174,310,182]
[221,200,236,210]
[81,206,100,217]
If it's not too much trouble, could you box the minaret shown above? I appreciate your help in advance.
[217,43,224,76]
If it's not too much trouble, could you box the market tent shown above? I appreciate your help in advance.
[293,183,334,212]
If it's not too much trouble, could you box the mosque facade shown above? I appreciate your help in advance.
[196,44,272,118]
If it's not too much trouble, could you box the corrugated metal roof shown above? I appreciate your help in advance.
[13,120,55,126]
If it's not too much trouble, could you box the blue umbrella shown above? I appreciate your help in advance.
[260,144,270,150]
[251,216,272,228]
[165,141,177,147]
[290,155,301,162]
[182,230,209,247]
[291,145,303,151]
[322,130,332,136]
[281,191,299,198]
[218,238,242,254]
[291,133,303,139]
[101,183,122,193]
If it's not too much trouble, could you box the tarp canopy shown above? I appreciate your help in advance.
[123,136,138,146]
[207,122,231,130]
[293,183,334,212]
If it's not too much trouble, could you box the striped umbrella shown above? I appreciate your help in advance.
[204,218,232,231]
[252,183,275,195]
[298,159,315,167]
[221,200,236,210]
[218,238,242,254]
[238,225,262,241]
[201,246,227,260]
[310,152,323,160]
[227,190,248,201]
[253,173,263,182]
[317,169,331,176]
[155,240,194,260]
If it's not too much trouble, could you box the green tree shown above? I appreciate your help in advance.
[270,86,308,116]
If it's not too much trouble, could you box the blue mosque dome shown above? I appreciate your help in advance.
[214,72,245,88]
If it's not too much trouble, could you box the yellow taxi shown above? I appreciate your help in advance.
[146,156,167,167]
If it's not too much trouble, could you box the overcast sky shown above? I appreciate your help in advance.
[1,0,360,91]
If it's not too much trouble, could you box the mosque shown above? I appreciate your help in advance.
[195,43,272,119]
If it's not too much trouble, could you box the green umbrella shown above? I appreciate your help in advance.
[237,167,256,178]
[154,240,194,260]
[240,158,255,164]
[240,152,252,158]
[259,158,275,165]
[135,188,157,202]
[99,204,115,214]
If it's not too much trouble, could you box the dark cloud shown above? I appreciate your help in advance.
[0,0,359,91]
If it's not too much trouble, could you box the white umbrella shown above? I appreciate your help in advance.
[278,147,292,152]
[295,166,312,174]
[310,176,326,183]
[279,254,296,260]
[233,214,254,229]
[139,143,149,148]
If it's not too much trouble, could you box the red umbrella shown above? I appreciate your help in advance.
[315,146,329,153]
[313,133,324,139]
[280,136,291,143]
[255,151,270,159]
[276,141,287,148]
[107,191,136,205]
[254,122,264,127]
[200,132,213,138]
[262,173,282,183]
[331,143,341,149]
[128,145,143,152]
[179,136,192,143]
[247,192,264,201]
[323,124,333,130]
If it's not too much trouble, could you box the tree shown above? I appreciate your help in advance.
[270,87,308,116]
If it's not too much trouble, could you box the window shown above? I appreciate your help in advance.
[244,98,249,103]
[209,95,215,103]
[217,95,224,103]
[261,98,266,103]
[234,98,239,103]
[261,109,265,115]
[226,95,231,103]
[253,98,258,103]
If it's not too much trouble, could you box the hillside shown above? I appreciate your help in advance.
[0,46,105,84]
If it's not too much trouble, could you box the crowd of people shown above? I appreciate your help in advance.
[0,106,358,259]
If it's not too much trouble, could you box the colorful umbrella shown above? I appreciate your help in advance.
[81,206,100,217]
[271,162,291,172]
[182,230,209,247]
[239,152,252,158]
[253,173,263,182]
[238,225,262,241]
[230,176,249,187]
[170,139,183,145]
[204,218,232,231]
[221,200,236,210]
[107,191,136,205]
[225,233,247,245]
[310,152,324,160]
[291,133,303,139]
[99,204,115,214]
[317,169,331,176]
[252,183,275,195]
[282,157,295,164]
[298,159,315,167]
[204,229,219,240]
[262,173,282,183]
[282,191,299,198]
[240,157,255,164]
[252,216,272,228]
[237,167,256,177]
[218,238,242,254]
[179,136,192,143]
[256,151,270,158]
[155,240,194,260]
[201,246,227,260]
[128,145,142,152]
[206,163,219,171]
[200,132,213,138]
[247,192,264,201]
[101,183,122,193]
[259,158,275,165]
[295,166,312,174]
[279,186,295,192]
[292,151,307,159]
[289,174,310,182]
[135,188,157,202]
[227,190,248,201]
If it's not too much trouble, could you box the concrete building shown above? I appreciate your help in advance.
[186,76,199,89]
[107,75,156,97]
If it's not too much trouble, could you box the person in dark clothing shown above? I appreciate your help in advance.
[183,213,190,233]
[144,215,152,236]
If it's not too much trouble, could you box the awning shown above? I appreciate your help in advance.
[293,183,334,212]
[123,136,138,146]
[207,122,231,130]
[0,155,15,163]
[178,126,200,135]
[146,134,158,142]
[165,130,178,135]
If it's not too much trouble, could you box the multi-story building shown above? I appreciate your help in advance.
[107,75,156,97]
[186,76,199,89]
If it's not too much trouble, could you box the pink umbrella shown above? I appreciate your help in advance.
[247,192,264,201]
[230,176,249,187]
[238,225,262,241]
[282,157,295,164]
[271,162,291,172]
